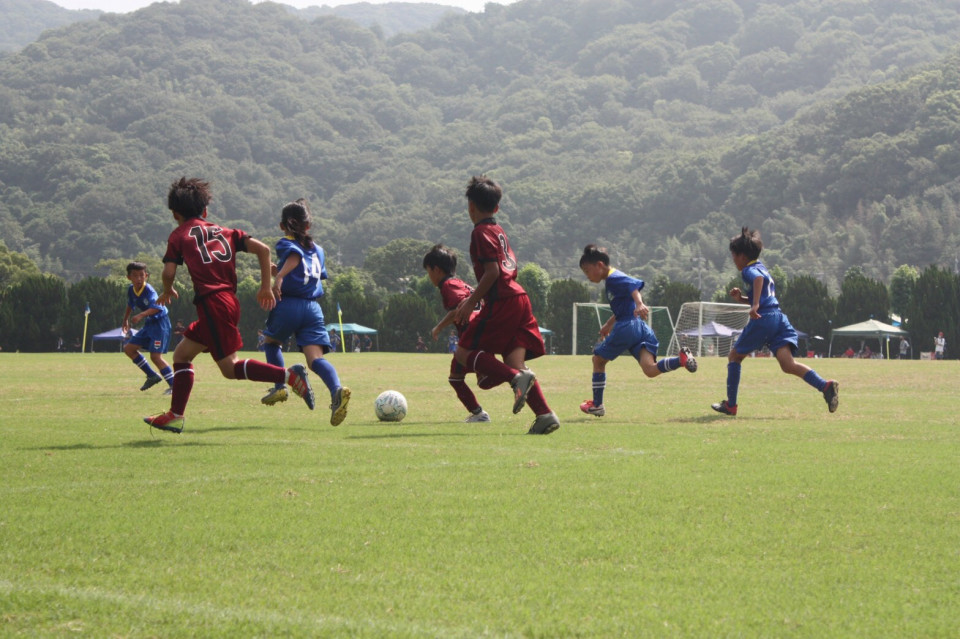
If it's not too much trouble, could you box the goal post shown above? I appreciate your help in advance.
[572,303,673,356]
[667,302,751,358]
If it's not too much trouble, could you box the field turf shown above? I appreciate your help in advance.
[0,352,957,637]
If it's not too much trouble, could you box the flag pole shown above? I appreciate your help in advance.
[337,302,345,353]
[81,302,91,353]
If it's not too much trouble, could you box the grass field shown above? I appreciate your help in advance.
[0,352,958,637]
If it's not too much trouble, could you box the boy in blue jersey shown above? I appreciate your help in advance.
[260,199,350,426]
[712,227,839,416]
[578,245,697,417]
[121,262,173,393]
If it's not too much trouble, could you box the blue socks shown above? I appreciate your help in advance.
[592,372,606,406]
[311,357,341,400]
[263,342,284,390]
[132,353,156,377]
[803,369,827,392]
[726,362,742,406]
[656,357,681,373]
[159,365,173,387]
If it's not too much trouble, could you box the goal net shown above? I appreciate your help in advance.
[572,303,673,356]
[666,302,751,358]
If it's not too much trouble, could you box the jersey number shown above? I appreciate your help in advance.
[497,233,517,272]
[188,226,233,264]
[302,254,323,284]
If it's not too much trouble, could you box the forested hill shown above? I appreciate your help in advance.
[0,0,100,52]
[1,0,959,296]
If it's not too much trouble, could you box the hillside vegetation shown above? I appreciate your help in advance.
[0,0,959,297]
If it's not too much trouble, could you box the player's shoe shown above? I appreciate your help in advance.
[140,374,163,391]
[464,409,491,423]
[143,411,184,433]
[261,386,288,406]
[510,369,536,414]
[579,400,605,417]
[711,400,737,416]
[822,380,839,413]
[330,386,351,426]
[679,348,698,373]
[527,411,560,435]
[163,387,173,396]
[286,364,315,410]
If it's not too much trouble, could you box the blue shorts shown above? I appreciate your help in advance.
[594,319,659,361]
[733,310,798,355]
[129,316,171,354]
[264,298,332,353]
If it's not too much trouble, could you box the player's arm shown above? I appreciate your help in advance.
[432,309,458,340]
[121,306,133,333]
[158,262,178,306]
[633,289,649,322]
[747,275,763,319]
[273,253,302,302]
[454,261,498,324]
[246,237,277,311]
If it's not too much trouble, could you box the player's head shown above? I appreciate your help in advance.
[127,262,150,286]
[423,244,457,286]
[465,176,502,214]
[281,198,314,250]
[579,244,610,283]
[729,226,762,261]
[167,177,211,220]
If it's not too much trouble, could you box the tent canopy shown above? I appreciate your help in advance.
[679,321,740,338]
[92,327,136,341]
[329,323,377,335]
[829,319,908,357]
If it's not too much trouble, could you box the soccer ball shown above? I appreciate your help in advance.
[374,390,407,422]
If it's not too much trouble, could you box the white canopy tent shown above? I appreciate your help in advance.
[829,319,908,358]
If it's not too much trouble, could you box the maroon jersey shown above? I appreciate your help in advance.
[163,218,250,301]
[469,218,525,301]
[440,276,478,334]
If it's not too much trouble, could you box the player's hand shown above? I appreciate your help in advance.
[257,285,277,311]
[453,298,471,325]
[636,303,649,321]
[750,308,761,320]
[431,326,441,340]
[158,287,178,306]
[729,288,742,302]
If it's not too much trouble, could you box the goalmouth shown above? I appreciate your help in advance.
[666,302,751,358]
[571,303,673,356]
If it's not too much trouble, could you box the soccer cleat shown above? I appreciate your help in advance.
[330,386,351,426]
[509,369,536,414]
[140,374,163,391]
[679,348,698,373]
[464,409,491,423]
[527,411,560,435]
[823,380,839,413]
[711,400,737,416]
[286,364,315,410]
[163,387,173,396]
[143,411,184,433]
[261,386,288,406]
[580,400,605,417]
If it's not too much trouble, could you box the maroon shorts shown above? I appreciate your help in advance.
[459,294,545,360]
[183,290,243,361]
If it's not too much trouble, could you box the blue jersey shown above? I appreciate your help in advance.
[277,237,326,299]
[127,283,168,325]
[605,269,645,322]
[740,260,779,313]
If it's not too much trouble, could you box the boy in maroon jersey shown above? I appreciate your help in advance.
[452,176,559,435]
[423,244,490,423]
[143,177,315,433]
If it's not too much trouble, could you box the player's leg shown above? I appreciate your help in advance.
[125,340,162,390]
[304,344,350,426]
[449,357,487,421]
[260,337,288,405]
[774,345,838,413]
[144,336,204,432]
[580,354,608,416]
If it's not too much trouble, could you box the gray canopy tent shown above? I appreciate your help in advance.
[91,327,137,352]
[829,319,908,358]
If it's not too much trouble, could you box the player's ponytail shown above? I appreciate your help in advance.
[579,244,610,267]
[281,199,314,250]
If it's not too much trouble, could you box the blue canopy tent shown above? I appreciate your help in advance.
[538,326,554,353]
[91,327,136,352]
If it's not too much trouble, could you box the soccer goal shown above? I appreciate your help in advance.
[572,303,674,356]
[666,302,751,358]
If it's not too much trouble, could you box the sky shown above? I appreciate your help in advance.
[49,0,513,14]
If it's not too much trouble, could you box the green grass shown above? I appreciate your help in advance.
[1,352,958,637]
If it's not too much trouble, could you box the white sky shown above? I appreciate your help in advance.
[50,0,508,14]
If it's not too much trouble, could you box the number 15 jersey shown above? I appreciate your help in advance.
[163,218,250,301]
